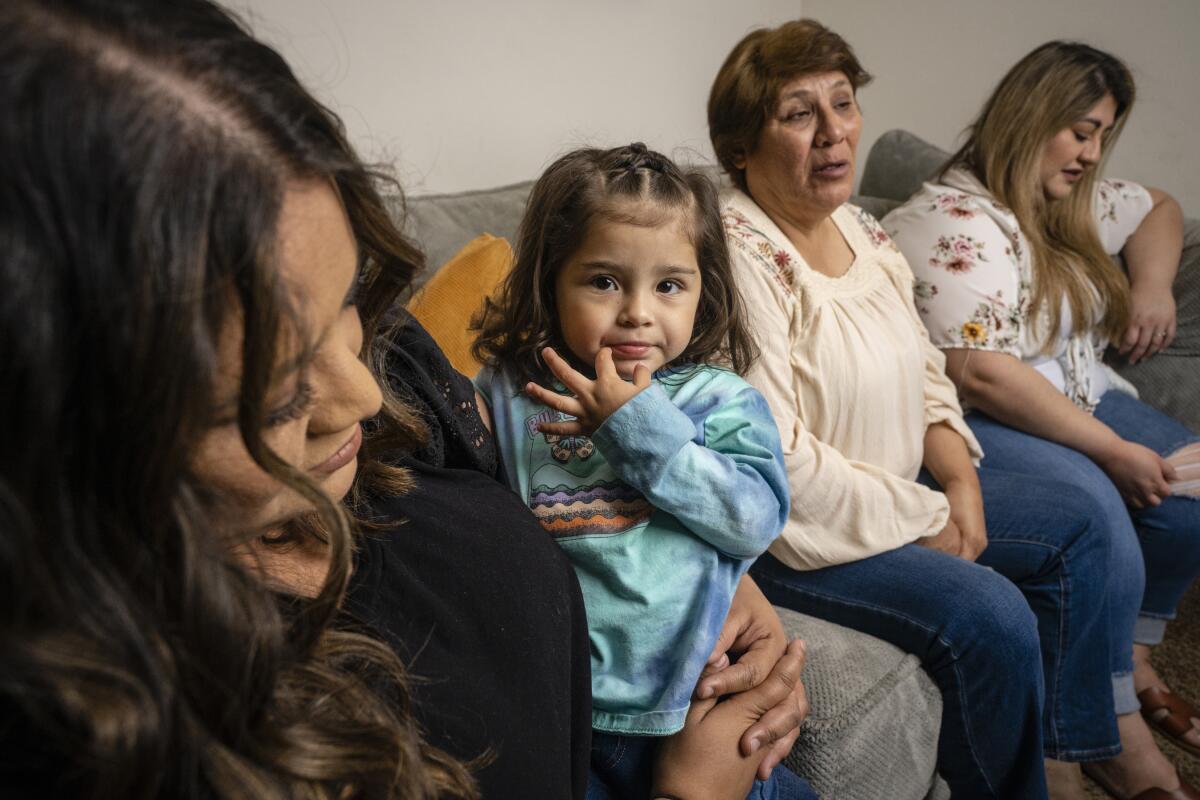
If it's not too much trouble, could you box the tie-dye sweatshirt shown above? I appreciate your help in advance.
[475,364,789,735]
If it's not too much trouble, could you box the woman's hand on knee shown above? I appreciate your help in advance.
[945,480,988,561]
[917,517,965,558]
[657,639,808,795]
[1097,439,1176,508]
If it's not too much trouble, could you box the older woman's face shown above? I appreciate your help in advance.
[739,71,862,224]
[193,180,383,535]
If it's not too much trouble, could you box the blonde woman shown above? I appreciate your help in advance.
[886,42,1200,800]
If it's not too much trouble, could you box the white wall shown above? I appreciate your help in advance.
[231,0,803,195]
[804,0,1200,210]
[234,1,1200,211]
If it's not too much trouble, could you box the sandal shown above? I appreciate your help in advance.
[1083,763,1200,800]
[1140,686,1200,758]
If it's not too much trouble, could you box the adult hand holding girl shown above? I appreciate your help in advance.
[698,574,810,780]
[655,639,809,797]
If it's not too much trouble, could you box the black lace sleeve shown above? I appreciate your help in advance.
[380,312,498,476]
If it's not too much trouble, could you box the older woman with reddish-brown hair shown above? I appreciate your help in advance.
[709,19,1142,800]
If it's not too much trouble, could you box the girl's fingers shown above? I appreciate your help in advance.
[524,381,580,415]
[633,362,652,389]
[542,347,591,396]
[594,347,618,381]
[536,420,586,436]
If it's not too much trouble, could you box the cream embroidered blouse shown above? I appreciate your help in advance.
[723,188,982,571]
[882,169,1152,410]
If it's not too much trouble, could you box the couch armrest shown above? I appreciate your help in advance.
[776,607,943,800]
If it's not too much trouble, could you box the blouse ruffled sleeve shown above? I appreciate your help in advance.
[1094,179,1153,255]
[885,192,1026,357]
[730,232,951,571]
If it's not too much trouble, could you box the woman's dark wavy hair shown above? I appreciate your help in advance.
[0,0,474,797]
[472,143,758,386]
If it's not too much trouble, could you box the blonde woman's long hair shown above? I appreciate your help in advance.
[944,41,1136,349]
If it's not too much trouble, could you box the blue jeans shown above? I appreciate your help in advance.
[967,388,1200,714]
[587,731,818,800]
[752,462,1120,799]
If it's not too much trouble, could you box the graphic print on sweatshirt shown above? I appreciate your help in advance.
[523,408,652,538]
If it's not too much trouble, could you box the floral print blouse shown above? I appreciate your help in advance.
[883,169,1153,410]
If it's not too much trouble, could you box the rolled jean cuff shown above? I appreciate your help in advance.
[1134,615,1169,646]
[1113,672,1140,716]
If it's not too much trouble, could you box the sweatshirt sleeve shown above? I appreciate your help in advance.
[590,380,789,560]
[732,238,951,571]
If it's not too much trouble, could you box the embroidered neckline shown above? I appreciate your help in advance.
[722,191,888,301]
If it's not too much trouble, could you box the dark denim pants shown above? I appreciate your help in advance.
[968,388,1200,715]
[751,457,1126,800]
[586,730,819,800]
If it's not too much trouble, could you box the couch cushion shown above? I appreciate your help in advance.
[777,607,943,800]
[405,234,513,378]
[860,130,949,204]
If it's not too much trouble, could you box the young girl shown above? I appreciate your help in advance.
[473,144,805,799]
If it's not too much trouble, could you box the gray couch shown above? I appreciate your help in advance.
[390,133,1195,800]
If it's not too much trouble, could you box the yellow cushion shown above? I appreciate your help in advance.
[406,234,513,378]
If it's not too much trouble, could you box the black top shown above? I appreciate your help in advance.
[345,315,591,800]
